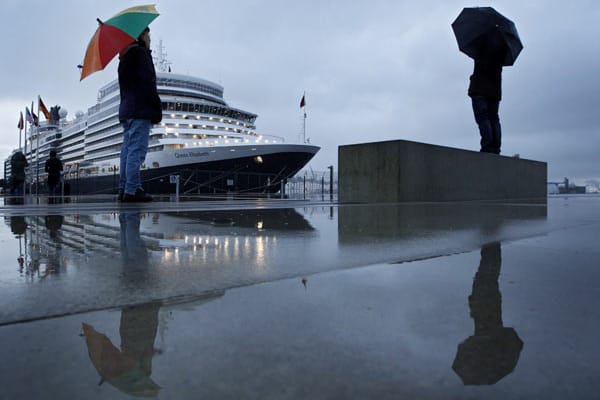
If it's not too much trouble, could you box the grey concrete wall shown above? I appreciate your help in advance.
[338,140,547,203]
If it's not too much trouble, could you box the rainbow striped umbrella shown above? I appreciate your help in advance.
[80,4,159,81]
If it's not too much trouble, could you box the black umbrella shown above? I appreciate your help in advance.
[452,7,523,66]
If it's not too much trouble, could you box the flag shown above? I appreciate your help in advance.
[25,107,34,124]
[26,107,38,126]
[300,94,306,108]
[39,96,51,120]
[17,112,24,130]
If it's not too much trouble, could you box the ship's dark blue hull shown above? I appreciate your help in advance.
[62,151,316,195]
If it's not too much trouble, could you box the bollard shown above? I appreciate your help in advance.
[328,165,333,202]
[303,175,306,200]
[170,174,180,201]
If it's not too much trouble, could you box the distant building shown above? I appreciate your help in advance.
[548,178,586,194]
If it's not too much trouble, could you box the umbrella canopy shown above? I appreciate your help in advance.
[451,7,523,66]
[82,323,161,397]
[80,4,159,80]
[452,327,524,385]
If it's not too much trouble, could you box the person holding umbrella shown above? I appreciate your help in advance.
[468,28,506,154]
[45,149,63,203]
[79,5,161,202]
[118,27,162,202]
[452,7,523,155]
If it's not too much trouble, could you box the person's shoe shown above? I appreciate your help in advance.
[117,188,124,202]
[122,189,153,203]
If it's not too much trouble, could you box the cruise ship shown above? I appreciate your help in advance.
[5,59,319,196]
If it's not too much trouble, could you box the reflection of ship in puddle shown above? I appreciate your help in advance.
[7,209,314,279]
[338,202,547,243]
[4,215,65,280]
[165,209,316,231]
[82,293,222,398]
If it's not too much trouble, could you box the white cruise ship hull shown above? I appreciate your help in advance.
[65,143,319,195]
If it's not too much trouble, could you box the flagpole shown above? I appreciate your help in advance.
[23,108,29,196]
[23,110,28,156]
[302,91,306,144]
[36,97,40,197]
[30,101,34,196]
[18,113,22,150]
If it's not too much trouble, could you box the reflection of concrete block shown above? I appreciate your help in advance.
[339,140,547,203]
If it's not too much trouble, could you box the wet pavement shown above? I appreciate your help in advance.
[1,195,599,399]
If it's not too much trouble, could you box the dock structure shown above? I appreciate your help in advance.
[338,140,547,203]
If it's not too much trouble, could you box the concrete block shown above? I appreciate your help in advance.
[338,140,547,203]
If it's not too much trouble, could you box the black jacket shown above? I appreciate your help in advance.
[45,157,63,183]
[11,152,27,182]
[118,43,162,123]
[467,29,505,101]
[468,59,503,101]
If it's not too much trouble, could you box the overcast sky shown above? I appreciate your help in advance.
[1,0,599,184]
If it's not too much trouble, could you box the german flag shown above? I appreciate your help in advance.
[39,96,51,120]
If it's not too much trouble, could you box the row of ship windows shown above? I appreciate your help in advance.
[86,123,259,145]
[60,128,267,164]
[164,102,255,123]
[156,78,223,98]
[164,114,254,129]
[97,79,224,103]
[87,101,256,126]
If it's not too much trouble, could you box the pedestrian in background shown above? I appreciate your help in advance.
[10,150,28,203]
[45,149,63,203]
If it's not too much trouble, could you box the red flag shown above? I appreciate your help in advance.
[300,94,305,108]
[39,96,51,120]
[18,112,24,130]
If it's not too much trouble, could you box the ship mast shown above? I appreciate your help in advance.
[154,39,172,73]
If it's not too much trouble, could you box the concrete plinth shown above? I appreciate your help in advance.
[338,140,547,203]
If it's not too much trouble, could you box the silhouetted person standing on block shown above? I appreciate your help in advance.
[468,29,507,154]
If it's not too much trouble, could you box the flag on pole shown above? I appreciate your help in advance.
[18,112,24,130]
[300,94,306,108]
[25,107,34,124]
[26,107,39,126]
[39,96,51,120]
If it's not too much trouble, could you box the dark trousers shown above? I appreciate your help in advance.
[471,96,501,154]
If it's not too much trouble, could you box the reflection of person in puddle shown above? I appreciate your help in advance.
[10,216,26,271]
[452,242,524,385]
[45,214,63,240]
[82,302,161,397]
[119,212,148,263]
[42,215,64,277]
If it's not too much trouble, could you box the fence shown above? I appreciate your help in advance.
[285,169,338,200]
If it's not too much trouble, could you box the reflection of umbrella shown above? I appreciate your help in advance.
[452,327,524,385]
[82,322,161,398]
[80,4,159,80]
[452,7,523,66]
